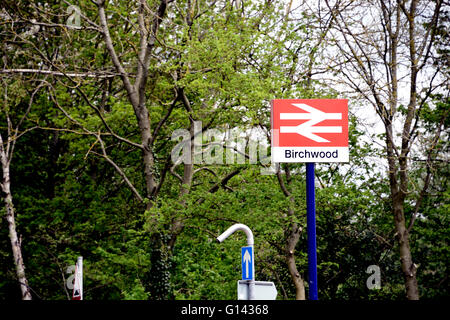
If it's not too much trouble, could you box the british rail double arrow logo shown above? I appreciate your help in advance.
[279,103,343,143]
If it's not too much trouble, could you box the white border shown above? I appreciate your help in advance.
[272,147,349,163]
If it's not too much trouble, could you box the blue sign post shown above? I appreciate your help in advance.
[241,246,254,281]
[306,163,318,300]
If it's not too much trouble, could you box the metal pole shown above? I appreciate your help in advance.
[217,223,255,300]
[306,163,318,300]
[217,224,254,246]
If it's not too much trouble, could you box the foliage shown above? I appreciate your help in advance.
[0,0,447,300]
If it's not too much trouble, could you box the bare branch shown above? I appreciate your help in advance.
[276,164,291,197]
[207,168,242,193]
[0,69,127,79]
[97,0,138,107]
[151,93,179,144]
[407,108,448,233]
[193,166,217,177]
[96,134,144,202]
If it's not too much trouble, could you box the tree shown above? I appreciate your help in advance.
[1,0,447,301]
[1,0,326,299]
[0,77,44,300]
[323,0,448,299]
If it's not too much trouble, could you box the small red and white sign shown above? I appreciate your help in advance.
[271,99,349,163]
[72,257,83,300]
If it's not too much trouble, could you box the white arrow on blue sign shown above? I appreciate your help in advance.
[241,246,254,281]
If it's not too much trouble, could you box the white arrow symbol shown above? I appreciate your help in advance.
[280,103,342,143]
[243,249,251,279]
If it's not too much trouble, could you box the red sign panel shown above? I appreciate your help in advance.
[271,99,349,162]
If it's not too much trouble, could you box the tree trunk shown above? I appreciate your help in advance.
[286,217,306,300]
[167,99,194,249]
[386,125,419,300]
[393,201,419,300]
[382,0,420,299]
[136,107,157,210]
[277,165,306,300]
[3,192,32,300]
[0,134,32,300]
